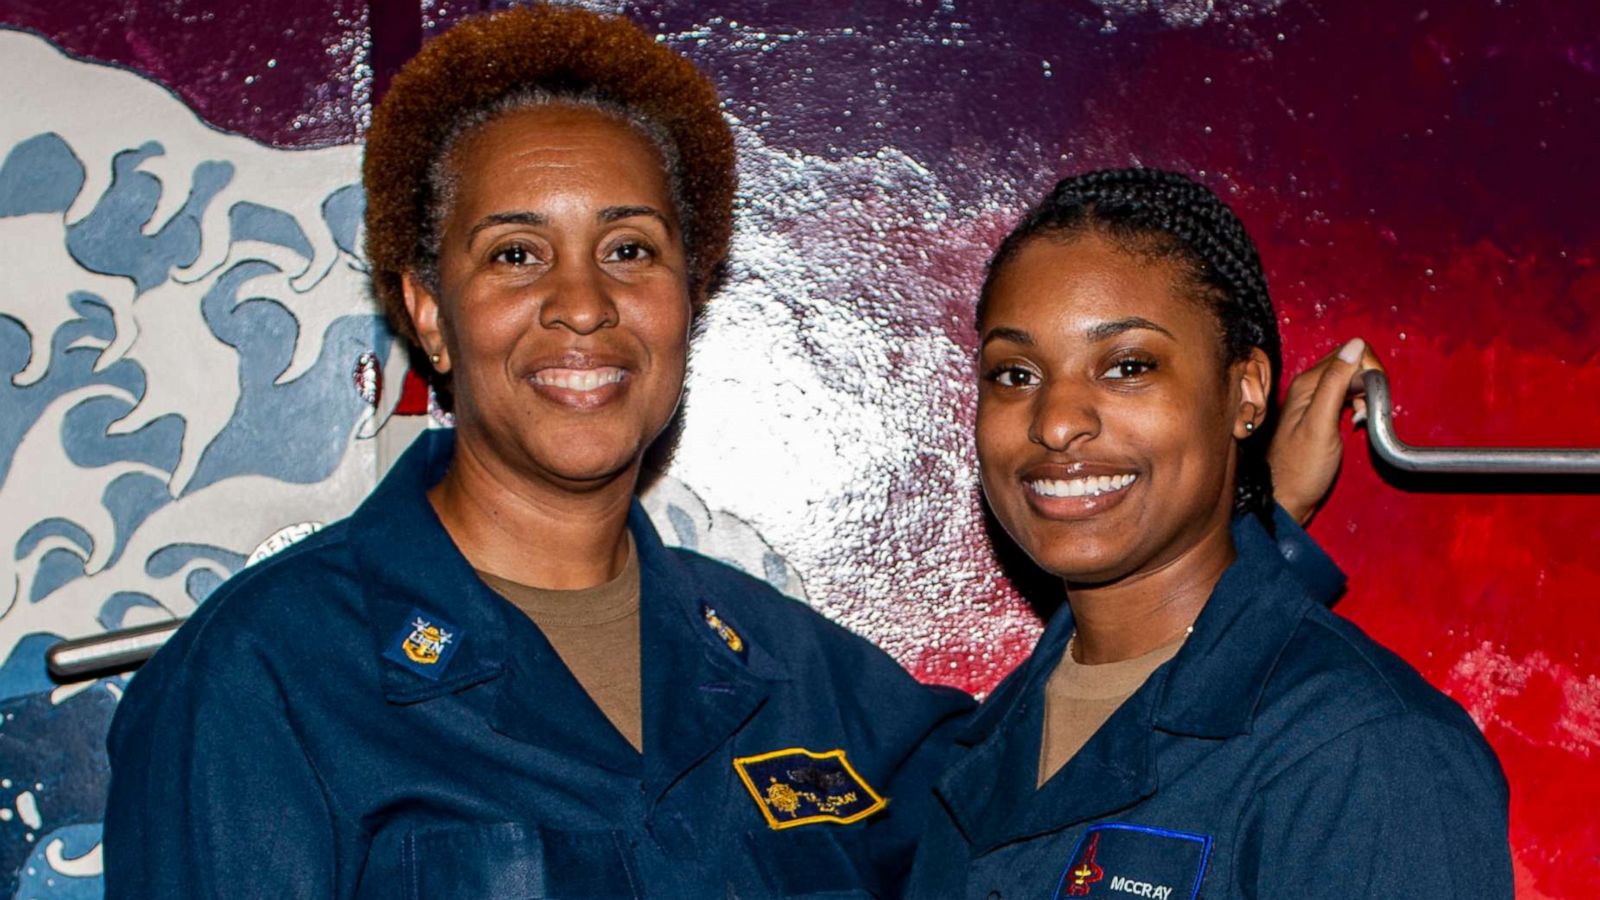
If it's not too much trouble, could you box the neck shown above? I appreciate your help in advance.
[1064,522,1237,665]
[428,434,638,590]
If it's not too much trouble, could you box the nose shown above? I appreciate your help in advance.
[1029,379,1100,451]
[538,259,618,334]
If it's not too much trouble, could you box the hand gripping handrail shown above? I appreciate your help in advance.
[1362,370,1600,475]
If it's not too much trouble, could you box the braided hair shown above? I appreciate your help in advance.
[978,168,1281,519]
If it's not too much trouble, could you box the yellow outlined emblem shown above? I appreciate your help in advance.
[733,747,887,830]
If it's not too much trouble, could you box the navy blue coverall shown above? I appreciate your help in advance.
[104,430,972,898]
[904,512,1512,900]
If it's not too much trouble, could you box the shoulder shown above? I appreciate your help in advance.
[1254,603,1501,783]
[1238,654,1512,894]
[123,520,367,705]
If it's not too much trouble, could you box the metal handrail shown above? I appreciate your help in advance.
[1362,370,1600,474]
[47,619,183,681]
[43,371,1600,681]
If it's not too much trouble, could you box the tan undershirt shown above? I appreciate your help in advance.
[477,537,643,752]
[1037,631,1189,787]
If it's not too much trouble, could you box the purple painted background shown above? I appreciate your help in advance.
[4,1,1596,895]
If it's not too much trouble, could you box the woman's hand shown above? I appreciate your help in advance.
[1270,337,1386,525]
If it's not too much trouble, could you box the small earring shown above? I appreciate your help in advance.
[1244,421,1256,433]
[430,352,441,366]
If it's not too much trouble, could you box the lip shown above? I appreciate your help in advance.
[1017,461,1140,521]
[524,350,634,411]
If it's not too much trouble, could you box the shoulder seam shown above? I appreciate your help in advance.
[176,522,354,646]
[1299,610,1409,707]
[1252,707,1477,798]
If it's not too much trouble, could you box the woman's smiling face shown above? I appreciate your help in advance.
[404,105,692,490]
[976,231,1266,586]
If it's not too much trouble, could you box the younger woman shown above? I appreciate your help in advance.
[907,169,1511,899]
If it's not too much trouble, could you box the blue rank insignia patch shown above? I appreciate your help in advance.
[381,607,462,681]
[1053,823,1212,900]
[702,604,746,659]
[733,747,887,830]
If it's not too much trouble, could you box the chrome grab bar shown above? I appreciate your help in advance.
[47,619,183,681]
[1362,370,1600,474]
[42,371,1600,681]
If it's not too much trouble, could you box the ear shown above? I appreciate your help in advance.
[401,271,450,374]
[1232,347,1272,439]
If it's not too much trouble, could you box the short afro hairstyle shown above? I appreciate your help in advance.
[363,4,737,348]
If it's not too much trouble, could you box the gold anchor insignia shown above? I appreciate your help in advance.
[401,618,451,664]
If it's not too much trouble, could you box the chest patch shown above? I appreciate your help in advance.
[733,748,886,830]
[382,607,462,680]
[1053,823,1211,900]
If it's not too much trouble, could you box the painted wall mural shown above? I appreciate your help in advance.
[0,28,380,894]
[1,0,1597,896]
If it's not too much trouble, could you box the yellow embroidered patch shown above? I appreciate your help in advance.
[733,747,887,830]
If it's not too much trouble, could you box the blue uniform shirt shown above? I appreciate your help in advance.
[906,511,1511,900]
[104,430,972,898]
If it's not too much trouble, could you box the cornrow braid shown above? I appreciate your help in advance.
[978,167,1282,520]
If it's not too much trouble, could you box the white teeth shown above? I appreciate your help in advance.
[534,368,625,391]
[1026,473,1137,498]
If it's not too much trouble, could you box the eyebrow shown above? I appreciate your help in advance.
[468,211,546,241]
[979,326,1033,348]
[600,205,674,232]
[466,206,674,242]
[1084,316,1174,342]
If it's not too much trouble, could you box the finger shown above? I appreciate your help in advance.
[1352,395,1368,426]
[1304,338,1365,432]
[1343,343,1388,399]
[1279,348,1342,417]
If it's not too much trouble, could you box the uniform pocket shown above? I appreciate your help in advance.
[743,828,880,898]
[404,822,641,899]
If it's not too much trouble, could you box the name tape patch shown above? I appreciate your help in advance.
[733,748,886,830]
[1054,823,1211,900]
[382,607,462,681]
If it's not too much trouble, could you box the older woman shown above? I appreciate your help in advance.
[102,8,970,898]
[905,169,1511,898]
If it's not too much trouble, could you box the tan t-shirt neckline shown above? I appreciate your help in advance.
[477,536,643,752]
[1037,630,1189,787]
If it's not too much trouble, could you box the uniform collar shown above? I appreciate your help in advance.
[935,512,1319,849]
[348,429,509,704]
[630,500,790,686]
[633,502,787,798]
[1151,511,1318,738]
[348,429,790,764]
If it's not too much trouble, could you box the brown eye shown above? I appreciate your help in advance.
[493,243,531,266]
[604,241,652,263]
[1100,357,1158,380]
[988,366,1039,388]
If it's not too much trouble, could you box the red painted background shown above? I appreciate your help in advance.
[5,0,1595,895]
